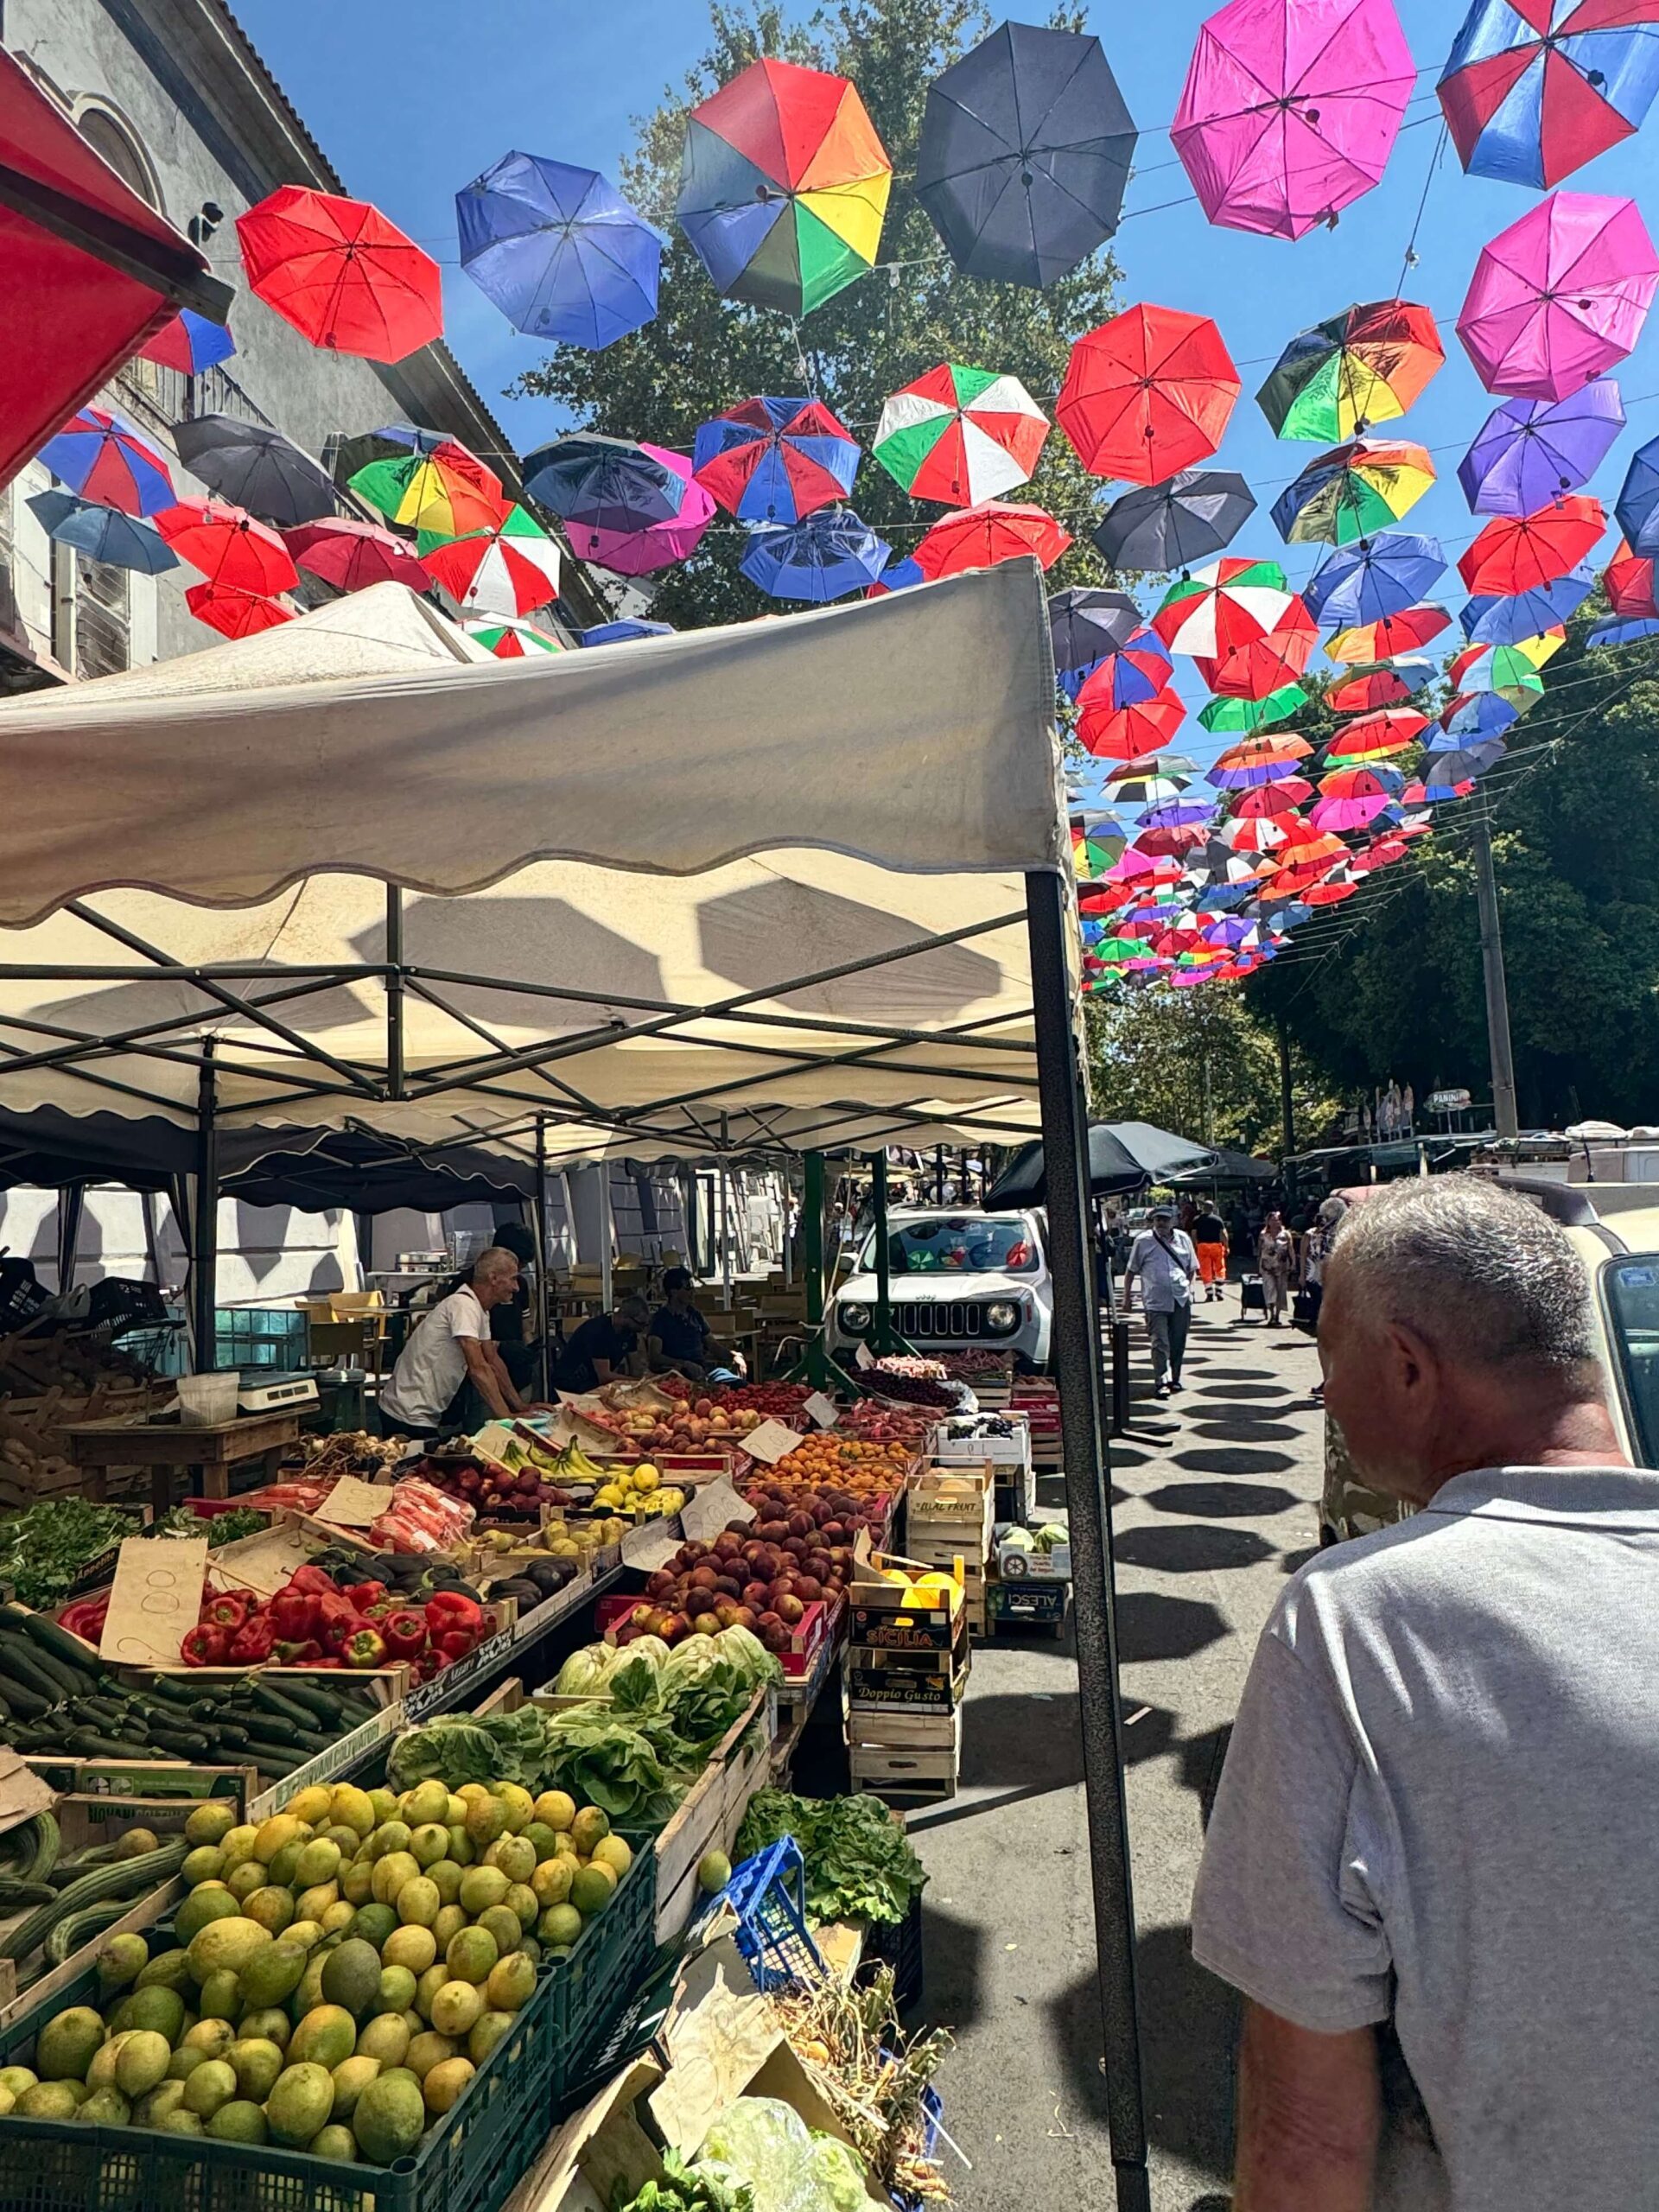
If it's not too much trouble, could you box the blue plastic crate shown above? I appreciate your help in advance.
[702,1838,823,1991]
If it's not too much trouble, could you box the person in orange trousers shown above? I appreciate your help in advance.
[1192,1201,1230,1302]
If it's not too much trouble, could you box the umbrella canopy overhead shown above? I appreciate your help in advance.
[1303,530,1446,626]
[1091,469,1256,571]
[988,1121,1217,1203]
[1058,305,1240,485]
[185,582,293,640]
[1461,562,1596,639]
[1457,191,1659,400]
[1048,588,1144,696]
[1172,0,1416,240]
[1438,0,1659,190]
[328,422,449,489]
[692,396,859,522]
[461,615,564,659]
[1325,601,1452,662]
[873,364,1049,508]
[581,619,677,646]
[138,309,235,377]
[915,20,1137,289]
[24,490,178,576]
[284,517,431,595]
[1458,494,1605,594]
[236,187,442,363]
[1271,435,1436,543]
[912,500,1071,581]
[1077,629,1177,713]
[38,406,174,516]
[1077,690,1186,764]
[1615,433,1659,553]
[456,151,659,349]
[1606,537,1658,616]
[576,446,715,575]
[677,57,892,315]
[521,432,678,533]
[1198,681,1310,734]
[1458,379,1625,515]
[350,441,505,537]
[418,505,563,617]
[1257,297,1444,442]
[174,415,337,528]
[740,508,891,601]
[156,499,299,597]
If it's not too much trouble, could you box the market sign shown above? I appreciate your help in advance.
[1427,1088,1472,1112]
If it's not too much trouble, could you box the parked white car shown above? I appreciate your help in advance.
[827,1207,1052,1368]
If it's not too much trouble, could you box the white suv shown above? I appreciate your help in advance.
[828,1207,1052,1368]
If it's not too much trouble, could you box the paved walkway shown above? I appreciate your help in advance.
[917,1300,1325,2212]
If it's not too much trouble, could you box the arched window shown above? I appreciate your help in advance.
[73,101,163,212]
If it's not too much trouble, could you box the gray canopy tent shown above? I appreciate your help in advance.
[0,562,1151,2206]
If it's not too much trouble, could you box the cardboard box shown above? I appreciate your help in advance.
[996,1537,1071,1580]
[987,1579,1069,1628]
[847,1647,967,1714]
[934,1420,1032,1470]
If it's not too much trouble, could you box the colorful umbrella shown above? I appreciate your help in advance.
[580,620,677,646]
[579,446,715,575]
[328,423,450,489]
[1152,556,1288,652]
[1589,614,1659,646]
[1271,437,1435,544]
[1303,530,1446,626]
[1325,706,1430,759]
[1137,789,1217,829]
[24,490,178,575]
[1615,433,1659,554]
[236,187,442,363]
[1436,691,1524,745]
[1325,602,1452,662]
[1300,861,1362,906]
[1459,495,1605,594]
[1058,305,1240,485]
[1077,632,1177,713]
[915,21,1137,288]
[1328,662,1431,711]
[1184,592,1319,700]
[138,310,235,377]
[912,499,1071,580]
[456,153,659,348]
[873,365,1048,507]
[1456,192,1659,401]
[1234,778,1314,817]
[1421,742,1505,798]
[677,57,891,315]
[693,396,858,522]
[350,441,505,537]
[1461,563,1596,640]
[1049,589,1145,696]
[1220,813,1295,853]
[1207,734,1315,787]
[284,517,431,595]
[37,406,174,516]
[741,508,891,602]
[521,434,678,534]
[1172,0,1415,240]
[186,583,293,640]
[461,616,565,658]
[1458,380,1625,515]
[1106,772,1195,811]
[1438,1,1659,190]
[1257,299,1443,442]
[867,552,925,598]
[1198,682,1310,734]
[1606,538,1658,618]
[175,415,337,528]
[1311,766,1395,832]
[1448,636,1559,703]
[419,505,563,616]
[1090,469,1256,571]
[156,499,299,595]
[1077,691,1187,763]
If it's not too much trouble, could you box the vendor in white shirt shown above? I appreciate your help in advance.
[378,1247,550,1437]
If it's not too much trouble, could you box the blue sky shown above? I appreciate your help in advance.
[233,0,1658,770]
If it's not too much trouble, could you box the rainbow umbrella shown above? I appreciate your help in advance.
[1325,602,1452,663]
[1207,734,1314,787]
[693,396,857,522]
[1198,683,1310,734]
[1606,538,1658,618]
[461,616,565,659]
[418,505,563,616]
[1459,380,1625,515]
[741,508,891,601]
[1303,529,1446,626]
[1437,2,1659,191]
[1457,192,1659,401]
[1058,305,1240,486]
[1171,0,1415,241]
[1257,299,1443,442]
[1325,706,1430,759]
[138,310,235,377]
[1615,433,1659,554]
[1459,494,1605,594]
[677,57,891,315]
[874,365,1049,507]
[350,441,505,537]
[1271,437,1435,544]
[1448,639,1553,705]
[38,406,174,515]
[578,447,715,575]
[456,153,659,349]
[1460,563,1595,641]
[912,499,1071,580]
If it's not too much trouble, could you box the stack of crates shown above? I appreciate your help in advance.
[1009,1376,1063,1475]
[902,1462,995,1635]
[844,1561,969,1805]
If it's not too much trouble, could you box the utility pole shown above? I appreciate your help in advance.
[1471,811,1520,1140]
[1277,1020,1295,1161]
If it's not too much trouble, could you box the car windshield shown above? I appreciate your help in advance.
[1602,1254,1659,1465]
[858,1215,1039,1274]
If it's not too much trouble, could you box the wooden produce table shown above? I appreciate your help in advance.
[59,1408,302,1515]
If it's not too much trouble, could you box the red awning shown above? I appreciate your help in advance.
[0,51,231,493]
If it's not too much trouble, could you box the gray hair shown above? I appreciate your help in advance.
[1328,1176,1596,1376]
[472,1245,521,1284]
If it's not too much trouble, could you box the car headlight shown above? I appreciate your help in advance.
[985,1300,1020,1333]
[838,1302,871,1332]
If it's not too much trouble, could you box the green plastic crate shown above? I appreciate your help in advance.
[549,1839,657,2109]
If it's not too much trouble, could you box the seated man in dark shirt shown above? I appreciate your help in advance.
[553,1294,649,1396]
[646,1267,732,1380]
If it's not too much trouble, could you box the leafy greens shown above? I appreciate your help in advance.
[734,1790,927,1927]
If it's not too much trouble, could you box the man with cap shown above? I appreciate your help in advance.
[1124,1202,1199,1399]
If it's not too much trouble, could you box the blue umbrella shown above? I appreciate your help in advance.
[457,153,659,350]
[741,509,891,603]
[873,552,925,594]
[1460,565,1595,645]
[1421,741,1504,800]
[1589,615,1659,650]
[579,620,675,647]
[1048,588,1143,696]
[522,434,681,531]
[1458,380,1625,517]
[24,490,178,575]
[138,308,236,376]
[1303,530,1446,627]
[1615,433,1659,556]
[692,397,858,524]
[1434,692,1521,747]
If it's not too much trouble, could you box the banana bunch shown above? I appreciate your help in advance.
[556,1441,611,1482]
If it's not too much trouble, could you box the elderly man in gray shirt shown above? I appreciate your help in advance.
[1192,1174,1659,2210]
[1123,1202,1198,1398]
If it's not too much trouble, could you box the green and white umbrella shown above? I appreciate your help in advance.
[873,362,1050,508]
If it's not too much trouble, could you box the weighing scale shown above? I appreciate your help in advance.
[236,1370,320,1416]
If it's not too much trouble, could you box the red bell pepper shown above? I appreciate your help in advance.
[380,1609,429,1662]
[268,1588,320,1643]
[227,1613,277,1664]
[200,1592,254,1631]
[288,1565,338,1597]
[181,1624,230,1667]
[434,1628,477,1665]
[424,1590,483,1628]
[345,1581,388,1612]
[343,1626,387,1669]
[316,1593,366,1656]
[60,1598,109,1642]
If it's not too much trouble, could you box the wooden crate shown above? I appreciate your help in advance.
[645,1683,774,1943]
[848,1706,960,1804]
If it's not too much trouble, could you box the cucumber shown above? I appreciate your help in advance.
[147,1726,213,1760]
[23,1813,59,1886]
[264,1677,350,1724]
[0,1839,186,1964]
[0,1621,88,1700]
[42,1896,130,1967]
[128,1673,200,1707]
[0,1638,70,1707]
[11,1609,105,1682]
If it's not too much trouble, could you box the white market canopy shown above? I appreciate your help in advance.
[0,569,1066,1172]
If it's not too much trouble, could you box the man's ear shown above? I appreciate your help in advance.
[1382,1318,1435,1398]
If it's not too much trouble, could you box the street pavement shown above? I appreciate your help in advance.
[914,1299,1326,2212]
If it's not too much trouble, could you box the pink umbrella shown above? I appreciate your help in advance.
[1457,193,1659,403]
[1171,0,1414,242]
[573,445,715,575]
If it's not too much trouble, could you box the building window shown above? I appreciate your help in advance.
[73,552,129,678]
[73,104,162,211]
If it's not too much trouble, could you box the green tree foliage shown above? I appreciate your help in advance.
[1248,624,1659,1129]
[514,0,1121,629]
[1085,988,1338,1155]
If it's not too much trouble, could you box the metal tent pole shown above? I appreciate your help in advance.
[533,1118,551,1402]
[191,1042,219,1374]
[385,887,406,1100]
[1471,811,1520,1140]
[56,1185,85,1296]
[599,1166,614,1314]
[1025,869,1150,2212]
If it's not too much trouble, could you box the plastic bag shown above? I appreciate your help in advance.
[695,2098,868,2212]
[369,1476,474,1554]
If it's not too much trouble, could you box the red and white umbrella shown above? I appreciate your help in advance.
[420,504,563,616]
[873,362,1050,507]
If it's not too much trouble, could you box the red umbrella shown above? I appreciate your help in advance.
[1325,705,1429,757]
[1077,690,1185,762]
[1458,494,1605,595]
[284,517,430,594]
[235,187,442,364]
[1195,595,1319,700]
[185,582,294,639]
[156,499,299,595]
[1606,538,1658,620]
[1058,305,1240,485]
[912,499,1071,579]
[1328,665,1418,712]
[1235,778,1313,817]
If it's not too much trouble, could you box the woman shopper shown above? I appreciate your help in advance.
[1257,1207,1293,1326]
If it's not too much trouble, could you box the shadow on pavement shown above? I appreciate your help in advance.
[918,1897,987,2037]
[1142,1481,1300,1521]
[1116,1590,1231,1662]
[1192,1382,1289,1402]
[1114,1524,1277,1575]
[1177,1723,1234,1825]
[1169,1446,1298,1477]
[1188,1418,1304,1444]
[1280,1545,1319,1575]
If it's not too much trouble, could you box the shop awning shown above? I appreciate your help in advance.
[0,49,232,495]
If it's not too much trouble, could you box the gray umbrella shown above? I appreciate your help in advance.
[1091,470,1257,573]
[917,22,1137,289]
[175,415,338,527]
[988,1121,1217,1203]
[1048,587,1142,694]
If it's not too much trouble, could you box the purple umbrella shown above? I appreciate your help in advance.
[1458,379,1626,516]
[576,446,715,575]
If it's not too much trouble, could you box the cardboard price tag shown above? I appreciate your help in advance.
[99,1536,209,1668]
[803,1392,839,1430]
[207,1517,314,1599]
[854,1339,875,1370]
[741,1420,804,1465]
[312,1475,391,1528]
[680,1475,754,1543]
[622,1521,683,1573]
